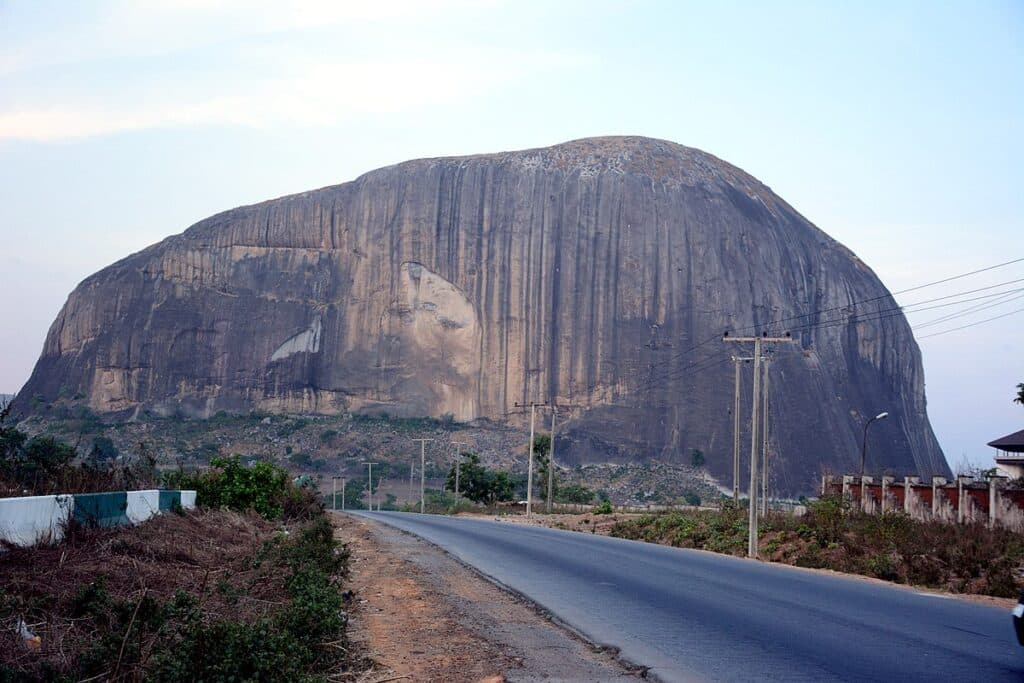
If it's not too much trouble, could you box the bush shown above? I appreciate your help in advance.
[556,484,595,504]
[690,449,705,468]
[594,500,613,515]
[606,495,1024,598]
[166,455,297,520]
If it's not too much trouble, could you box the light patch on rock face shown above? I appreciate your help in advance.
[400,262,476,330]
[271,316,322,361]
[378,262,481,420]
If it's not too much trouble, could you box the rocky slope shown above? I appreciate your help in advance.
[15,136,949,492]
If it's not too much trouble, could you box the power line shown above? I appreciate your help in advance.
[889,256,1024,296]
[631,257,1024,374]
[762,278,1024,337]
[914,290,1024,330]
[642,282,1024,390]
[916,306,1024,340]
[789,286,1024,333]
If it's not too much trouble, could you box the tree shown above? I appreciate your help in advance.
[690,448,705,468]
[444,452,515,504]
[555,484,595,504]
[89,435,119,462]
[531,434,554,496]
[1,426,76,493]
[343,478,365,509]
[1016,382,1024,406]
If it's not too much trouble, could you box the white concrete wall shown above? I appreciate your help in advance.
[0,489,197,547]
[125,489,161,524]
[0,494,73,546]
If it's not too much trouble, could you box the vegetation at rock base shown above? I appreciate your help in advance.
[609,496,1024,598]
[555,483,596,504]
[690,449,705,468]
[444,451,516,504]
[0,404,157,497]
[0,459,363,681]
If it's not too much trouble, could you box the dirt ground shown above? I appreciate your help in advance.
[334,514,642,683]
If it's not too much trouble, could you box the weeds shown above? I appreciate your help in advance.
[609,495,1024,597]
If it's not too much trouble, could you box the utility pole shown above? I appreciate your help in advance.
[761,357,771,516]
[362,462,377,511]
[409,463,415,501]
[341,477,346,511]
[731,356,753,502]
[723,333,794,558]
[332,476,338,511]
[513,401,547,517]
[412,438,433,513]
[452,441,469,501]
[547,406,557,514]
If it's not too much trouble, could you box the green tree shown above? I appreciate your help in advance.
[343,477,366,509]
[555,484,595,504]
[690,448,706,468]
[187,455,291,519]
[1015,382,1024,406]
[444,452,515,504]
[89,435,119,461]
[531,433,555,496]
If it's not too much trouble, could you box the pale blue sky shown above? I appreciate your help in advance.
[1,0,1021,468]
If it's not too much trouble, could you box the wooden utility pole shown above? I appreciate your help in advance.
[362,462,377,511]
[412,439,433,513]
[514,401,547,517]
[761,357,771,516]
[547,407,557,513]
[723,334,794,558]
[731,356,753,502]
[452,440,470,500]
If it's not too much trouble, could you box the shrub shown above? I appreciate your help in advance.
[594,500,613,514]
[556,484,595,504]
[167,455,294,520]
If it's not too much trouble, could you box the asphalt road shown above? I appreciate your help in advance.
[350,511,1023,682]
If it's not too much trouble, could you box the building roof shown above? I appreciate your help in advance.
[988,429,1024,453]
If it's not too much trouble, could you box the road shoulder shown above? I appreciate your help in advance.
[334,512,641,683]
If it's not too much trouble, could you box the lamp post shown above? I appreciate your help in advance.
[860,411,889,478]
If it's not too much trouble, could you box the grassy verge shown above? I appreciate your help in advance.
[1,459,364,681]
[609,497,1024,598]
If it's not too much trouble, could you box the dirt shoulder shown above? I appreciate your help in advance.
[334,513,641,683]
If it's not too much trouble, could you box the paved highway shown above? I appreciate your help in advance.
[351,511,1022,682]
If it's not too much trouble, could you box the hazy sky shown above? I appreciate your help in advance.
[1,1,1021,468]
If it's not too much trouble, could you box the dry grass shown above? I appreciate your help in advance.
[610,498,1024,598]
[0,509,360,680]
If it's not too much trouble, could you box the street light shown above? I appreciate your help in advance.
[860,411,889,477]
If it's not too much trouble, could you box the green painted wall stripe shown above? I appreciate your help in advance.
[72,491,129,528]
[158,490,182,512]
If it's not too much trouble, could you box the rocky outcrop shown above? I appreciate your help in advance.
[15,137,949,492]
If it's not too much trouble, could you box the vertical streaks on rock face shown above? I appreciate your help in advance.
[15,137,948,492]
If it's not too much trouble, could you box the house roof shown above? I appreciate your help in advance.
[988,429,1024,453]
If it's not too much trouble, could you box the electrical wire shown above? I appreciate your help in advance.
[916,306,1024,340]
[633,258,1024,371]
[914,289,1024,330]
[619,255,1024,393]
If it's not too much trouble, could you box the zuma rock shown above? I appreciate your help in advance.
[15,137,949,492]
